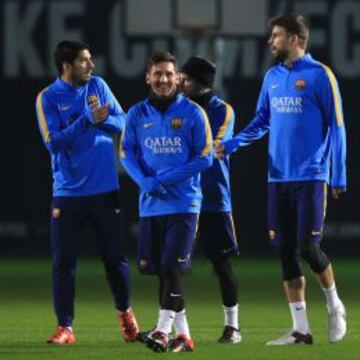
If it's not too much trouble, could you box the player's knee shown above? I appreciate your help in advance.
[278,245,303,280]
[299,241,313,260]
[53,255,76,273]
[211,257,232,278]
[102,255,127,265]
[299,241,330,274]
[161,263,181,280]
[101,256,129,275]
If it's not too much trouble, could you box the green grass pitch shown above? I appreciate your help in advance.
[0,258,359,359]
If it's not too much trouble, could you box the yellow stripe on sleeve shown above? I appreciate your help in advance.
[215,101,233,145]
[36,88,50,143]
[119,127,126,159]
[191,102,213,157]
[319,63,344,128]
[229,212,238,244]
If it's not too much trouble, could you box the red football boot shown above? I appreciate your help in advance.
[46,326,76,344]
[167,334,195,352]
[118,308,139,342]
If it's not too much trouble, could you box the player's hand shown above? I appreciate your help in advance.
[142,177,167,197]
[149,184,167,198]
[331,187,346,199]
[89,97,99,109]
[215,143,225,159]
[91,104,109,123]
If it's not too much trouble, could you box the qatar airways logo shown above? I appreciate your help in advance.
[271,96,303,113]
[144,136,183,154]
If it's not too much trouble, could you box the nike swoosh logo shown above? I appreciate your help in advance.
[311,230,322,236]
[177,257,188,263]
[170,293,181,297]
[222,247,233,254]
[271,84,279,89]
[295,307,303,311]
[59,105,71,111]
[143,122,155,129]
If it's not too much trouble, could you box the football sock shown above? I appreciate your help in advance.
[223,304,239,329]
[155,309,176,335]
[289,301,310,334]
[322,283,342,312]
[174,309,191,338]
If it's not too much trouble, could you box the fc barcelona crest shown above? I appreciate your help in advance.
[87,95,99,107]
[295,79,306,90]
[171,117,182,129]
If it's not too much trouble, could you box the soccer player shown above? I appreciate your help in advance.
[35,40,139,344]
[215,14,347,345]
[120,51,213,352]
[180,56,241,344]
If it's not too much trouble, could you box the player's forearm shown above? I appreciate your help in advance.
[157,154,213,186]
[97,113,125,134]
[330,127,347,188]
[48,116,87,153]
[223,116,268,155]
[120,152,148,187]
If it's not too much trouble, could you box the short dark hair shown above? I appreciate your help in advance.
[54,40,90,75]
[268,14,309,49]
[146,51,178,72]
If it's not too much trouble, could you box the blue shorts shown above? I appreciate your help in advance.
[198,212,238,258]
[138,213,198,274]
[267,181,327,247]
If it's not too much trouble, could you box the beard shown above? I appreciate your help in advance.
[70,72,91,86]
[271,48,290,62]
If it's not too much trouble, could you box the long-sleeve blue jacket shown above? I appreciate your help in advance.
[36,76,125,196]
[120,94,213,217]
[224,54,347,188]
[199,94,235,212]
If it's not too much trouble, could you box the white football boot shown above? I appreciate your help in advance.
[328,301,347,343]
[266,330,313,345]
[218,326,242,344]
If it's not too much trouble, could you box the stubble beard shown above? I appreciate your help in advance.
[70,71,91,86]
[271,47,290,62]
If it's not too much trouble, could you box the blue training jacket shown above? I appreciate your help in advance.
[224,54,347,188]
[120,93,213,217]
[36,76,125,196]
[199,94,235,212]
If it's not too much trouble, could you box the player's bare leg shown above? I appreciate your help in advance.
[267,276,312,345]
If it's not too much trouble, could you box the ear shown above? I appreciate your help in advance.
[174,72,180,85]
[145,72,150,85]
[63,62,71,74]
[290,34,299,46]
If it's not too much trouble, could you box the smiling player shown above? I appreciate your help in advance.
[120,51,213,352]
